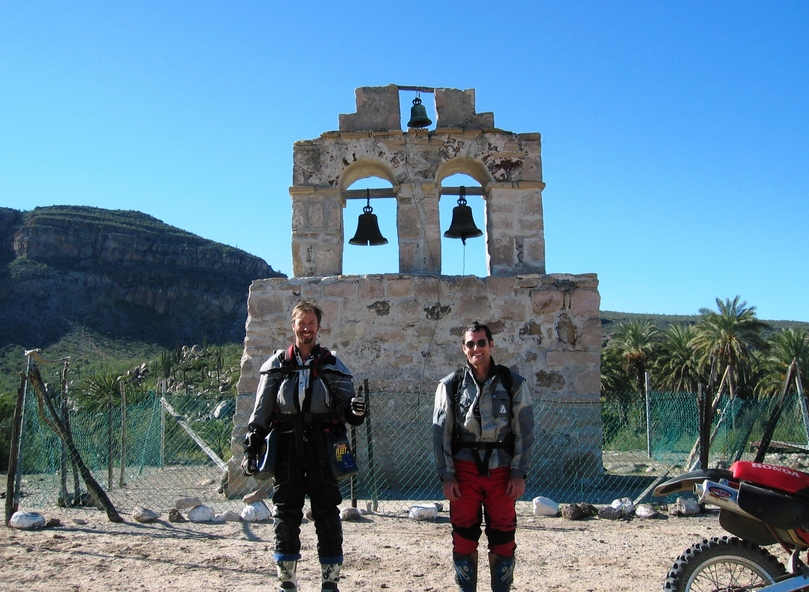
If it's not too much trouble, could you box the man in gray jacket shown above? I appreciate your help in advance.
[242,300,366,592]
[433,321,535,592]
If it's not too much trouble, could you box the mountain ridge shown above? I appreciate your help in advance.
[0,205,284,349]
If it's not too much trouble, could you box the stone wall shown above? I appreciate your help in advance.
[227,272,601,496]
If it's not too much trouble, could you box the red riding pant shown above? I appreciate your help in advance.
[450,459,517,557]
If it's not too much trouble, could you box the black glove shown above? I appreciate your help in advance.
[241,454,258,476]
[242,429,265,476]
[350,394,366,416]
[243,429,266,455]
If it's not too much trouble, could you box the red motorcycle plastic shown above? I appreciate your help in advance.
[655,460,809,591]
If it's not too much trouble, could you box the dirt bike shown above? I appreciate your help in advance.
[654,460,809,591]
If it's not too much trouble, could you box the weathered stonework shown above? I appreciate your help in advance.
[228,86,602,497]
[290,85,545,277]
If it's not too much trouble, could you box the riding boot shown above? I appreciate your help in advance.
[276,560,298,591]
[453,551,478,592]
[320,562,341,591]
[488,553,515,592]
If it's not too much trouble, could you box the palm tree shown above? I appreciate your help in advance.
[757,328,809,396]
[653,323,703,392]
[600,342,634,395]
[690,296,770,399]
[611,320,660,396]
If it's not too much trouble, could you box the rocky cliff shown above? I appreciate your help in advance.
[0,206,284,347]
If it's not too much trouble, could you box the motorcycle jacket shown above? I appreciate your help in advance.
[245,344,362,452]
[432,358,534,481]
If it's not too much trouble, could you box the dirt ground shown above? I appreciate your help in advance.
[2,500,782,592]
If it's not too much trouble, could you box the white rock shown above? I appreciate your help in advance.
[610,497,635,516]
[340,507,362,521]
[132,507,160,523]
[408,504,438,521]
[9,511,46,530]
[187,504,215,522]
[532,496,559,517]
[635,503,660,519]
[175,496,203,510]
[241,501,272,522]
[671,497,700,516]
[219,510,242,522]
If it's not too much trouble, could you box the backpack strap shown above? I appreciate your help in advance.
[450,364,515,476]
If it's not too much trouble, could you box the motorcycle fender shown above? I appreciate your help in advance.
[654,468,735,497]
[719,509,777,546]
[738,482,809,531]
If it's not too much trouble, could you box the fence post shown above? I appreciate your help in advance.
[363,378,377,512]
[107,397,114,490]
[645,372,651,459]
[350,424,357,508]
[160,380,166,468]
[119,381,126,487]
[5,373,27,524]
[11,351,37,515]
[794,364,809,446]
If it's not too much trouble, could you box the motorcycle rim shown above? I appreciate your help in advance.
[664,536,787,592]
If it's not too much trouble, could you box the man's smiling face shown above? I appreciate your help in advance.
[292,311,320,348]
[462,328,493,372]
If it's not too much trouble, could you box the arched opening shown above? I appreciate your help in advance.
[342,175,398,275]
[439,172,487,277]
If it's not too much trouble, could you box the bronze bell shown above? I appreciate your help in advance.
[407,96,432,128]
[444,187,483,245]
[349,193,388,246]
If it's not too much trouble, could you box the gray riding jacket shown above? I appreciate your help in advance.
[247,345,362,437]
[432,361,534,481]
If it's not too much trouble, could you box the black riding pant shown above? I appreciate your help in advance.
[272,430,344,564]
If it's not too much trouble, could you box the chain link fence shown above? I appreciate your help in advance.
[11,376,809,519]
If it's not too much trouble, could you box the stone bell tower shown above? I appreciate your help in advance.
[289,85,545,277]
[228,85,602,497]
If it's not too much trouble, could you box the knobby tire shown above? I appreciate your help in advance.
[663,536,787,592]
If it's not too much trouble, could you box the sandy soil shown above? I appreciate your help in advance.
[1,501,775,592]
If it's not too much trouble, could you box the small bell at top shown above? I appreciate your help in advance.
[407,97,432,128]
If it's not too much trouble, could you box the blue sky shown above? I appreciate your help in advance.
[2,2,807,322]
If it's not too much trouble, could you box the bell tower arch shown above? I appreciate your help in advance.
[289,85,546,277]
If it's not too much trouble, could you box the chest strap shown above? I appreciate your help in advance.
[453,439,513,476]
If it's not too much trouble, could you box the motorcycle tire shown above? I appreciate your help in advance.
[663,535,787,592]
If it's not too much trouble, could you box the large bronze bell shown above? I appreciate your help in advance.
[444,187,483,245]
[407,97,432,128]
[349,194,388,246]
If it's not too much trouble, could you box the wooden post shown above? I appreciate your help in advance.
[107,397,114,490]
[363,378,377,512]
[645,372,651,459]
[119,381,126,487]
[755,359,799,463]
[795,364,809,446]
[5,374,26,526]
[28,367,122,522]
[160,380,166,468]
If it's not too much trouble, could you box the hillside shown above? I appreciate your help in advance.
[0,206,284,395]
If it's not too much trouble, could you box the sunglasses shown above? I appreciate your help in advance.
[464,339,490,349]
